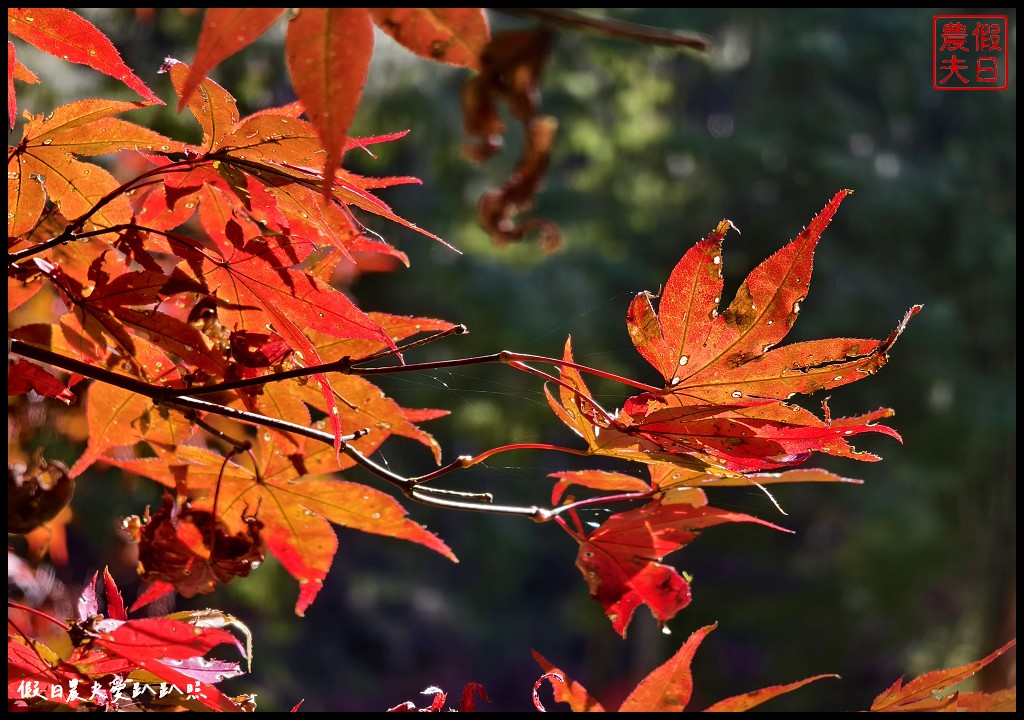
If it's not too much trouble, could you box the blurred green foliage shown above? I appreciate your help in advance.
[10,8,1014,712]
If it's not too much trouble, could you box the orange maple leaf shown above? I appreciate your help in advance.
[109,435,457,615]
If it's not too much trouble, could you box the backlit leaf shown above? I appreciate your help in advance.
[8,8,160,103]
[176,236,394,449]
[69,382,195,478]
[164,57,239,152]
[703,674,839,711]
[870,638,1017,712]
[544,337,722,473]
[7,637,83,708]
[619,393,903,473]
[627,190,919,405]
[284,7,374,193]
[9,99,181,237]
[178,8,286,111]
[619,623,716,711]
[570,496,789,636]
[530,650,606,712]
[8,359,75,404]
[110,439,456,616]
[370,8,490,71]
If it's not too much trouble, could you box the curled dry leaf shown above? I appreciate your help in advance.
[462,27,561,248]
[122,492,266,599]
[7,450,74,534]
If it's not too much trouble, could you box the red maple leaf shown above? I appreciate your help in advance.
[548,192,920,474]
[626,190,919,404]
[8,8,160,105]
[109,433,457,616]
[559,490,789,637]
[173,8,489,191]
[533,623,836,711]
[869,638,1017,712]
[8,568,247,712]
[7,98,182,239]
[618,392,906,473]
[7,359,75,404]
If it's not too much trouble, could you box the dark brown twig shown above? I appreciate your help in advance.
[494,8,711,53]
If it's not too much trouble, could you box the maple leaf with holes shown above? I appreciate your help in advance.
[627,190,918,404]
[532,624,836,711]
[548,191,920,474]
[107,433,456,616]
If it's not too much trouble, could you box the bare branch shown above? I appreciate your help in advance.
[494,8,712,53]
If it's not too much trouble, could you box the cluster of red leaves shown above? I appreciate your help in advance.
[9,10,465,615]
[530,625,1016,712]
[8,568,250,712]
[9,8,1013,715]
[382,628,1014,712]
[542,190,921,635]
[8,3,919,651]
[9,7,561,249]
[121,491,266,607]
[8,8,490,191]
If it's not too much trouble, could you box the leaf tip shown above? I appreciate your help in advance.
[715,218,740,236]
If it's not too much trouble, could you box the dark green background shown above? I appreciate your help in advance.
[11,8,1015,712]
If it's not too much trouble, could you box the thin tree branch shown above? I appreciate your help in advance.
[348,352,507,376]
[546,490,654,519]
[352,349,661,393]
[407,487,545,519]
[6,161,197,265]
[494,8,712,53]
[458,443,594,469]
[8,340,553,518]
[8,601,72,632]
[160,325,469,399]
[349,324,468,366]
[503,351,662,393]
